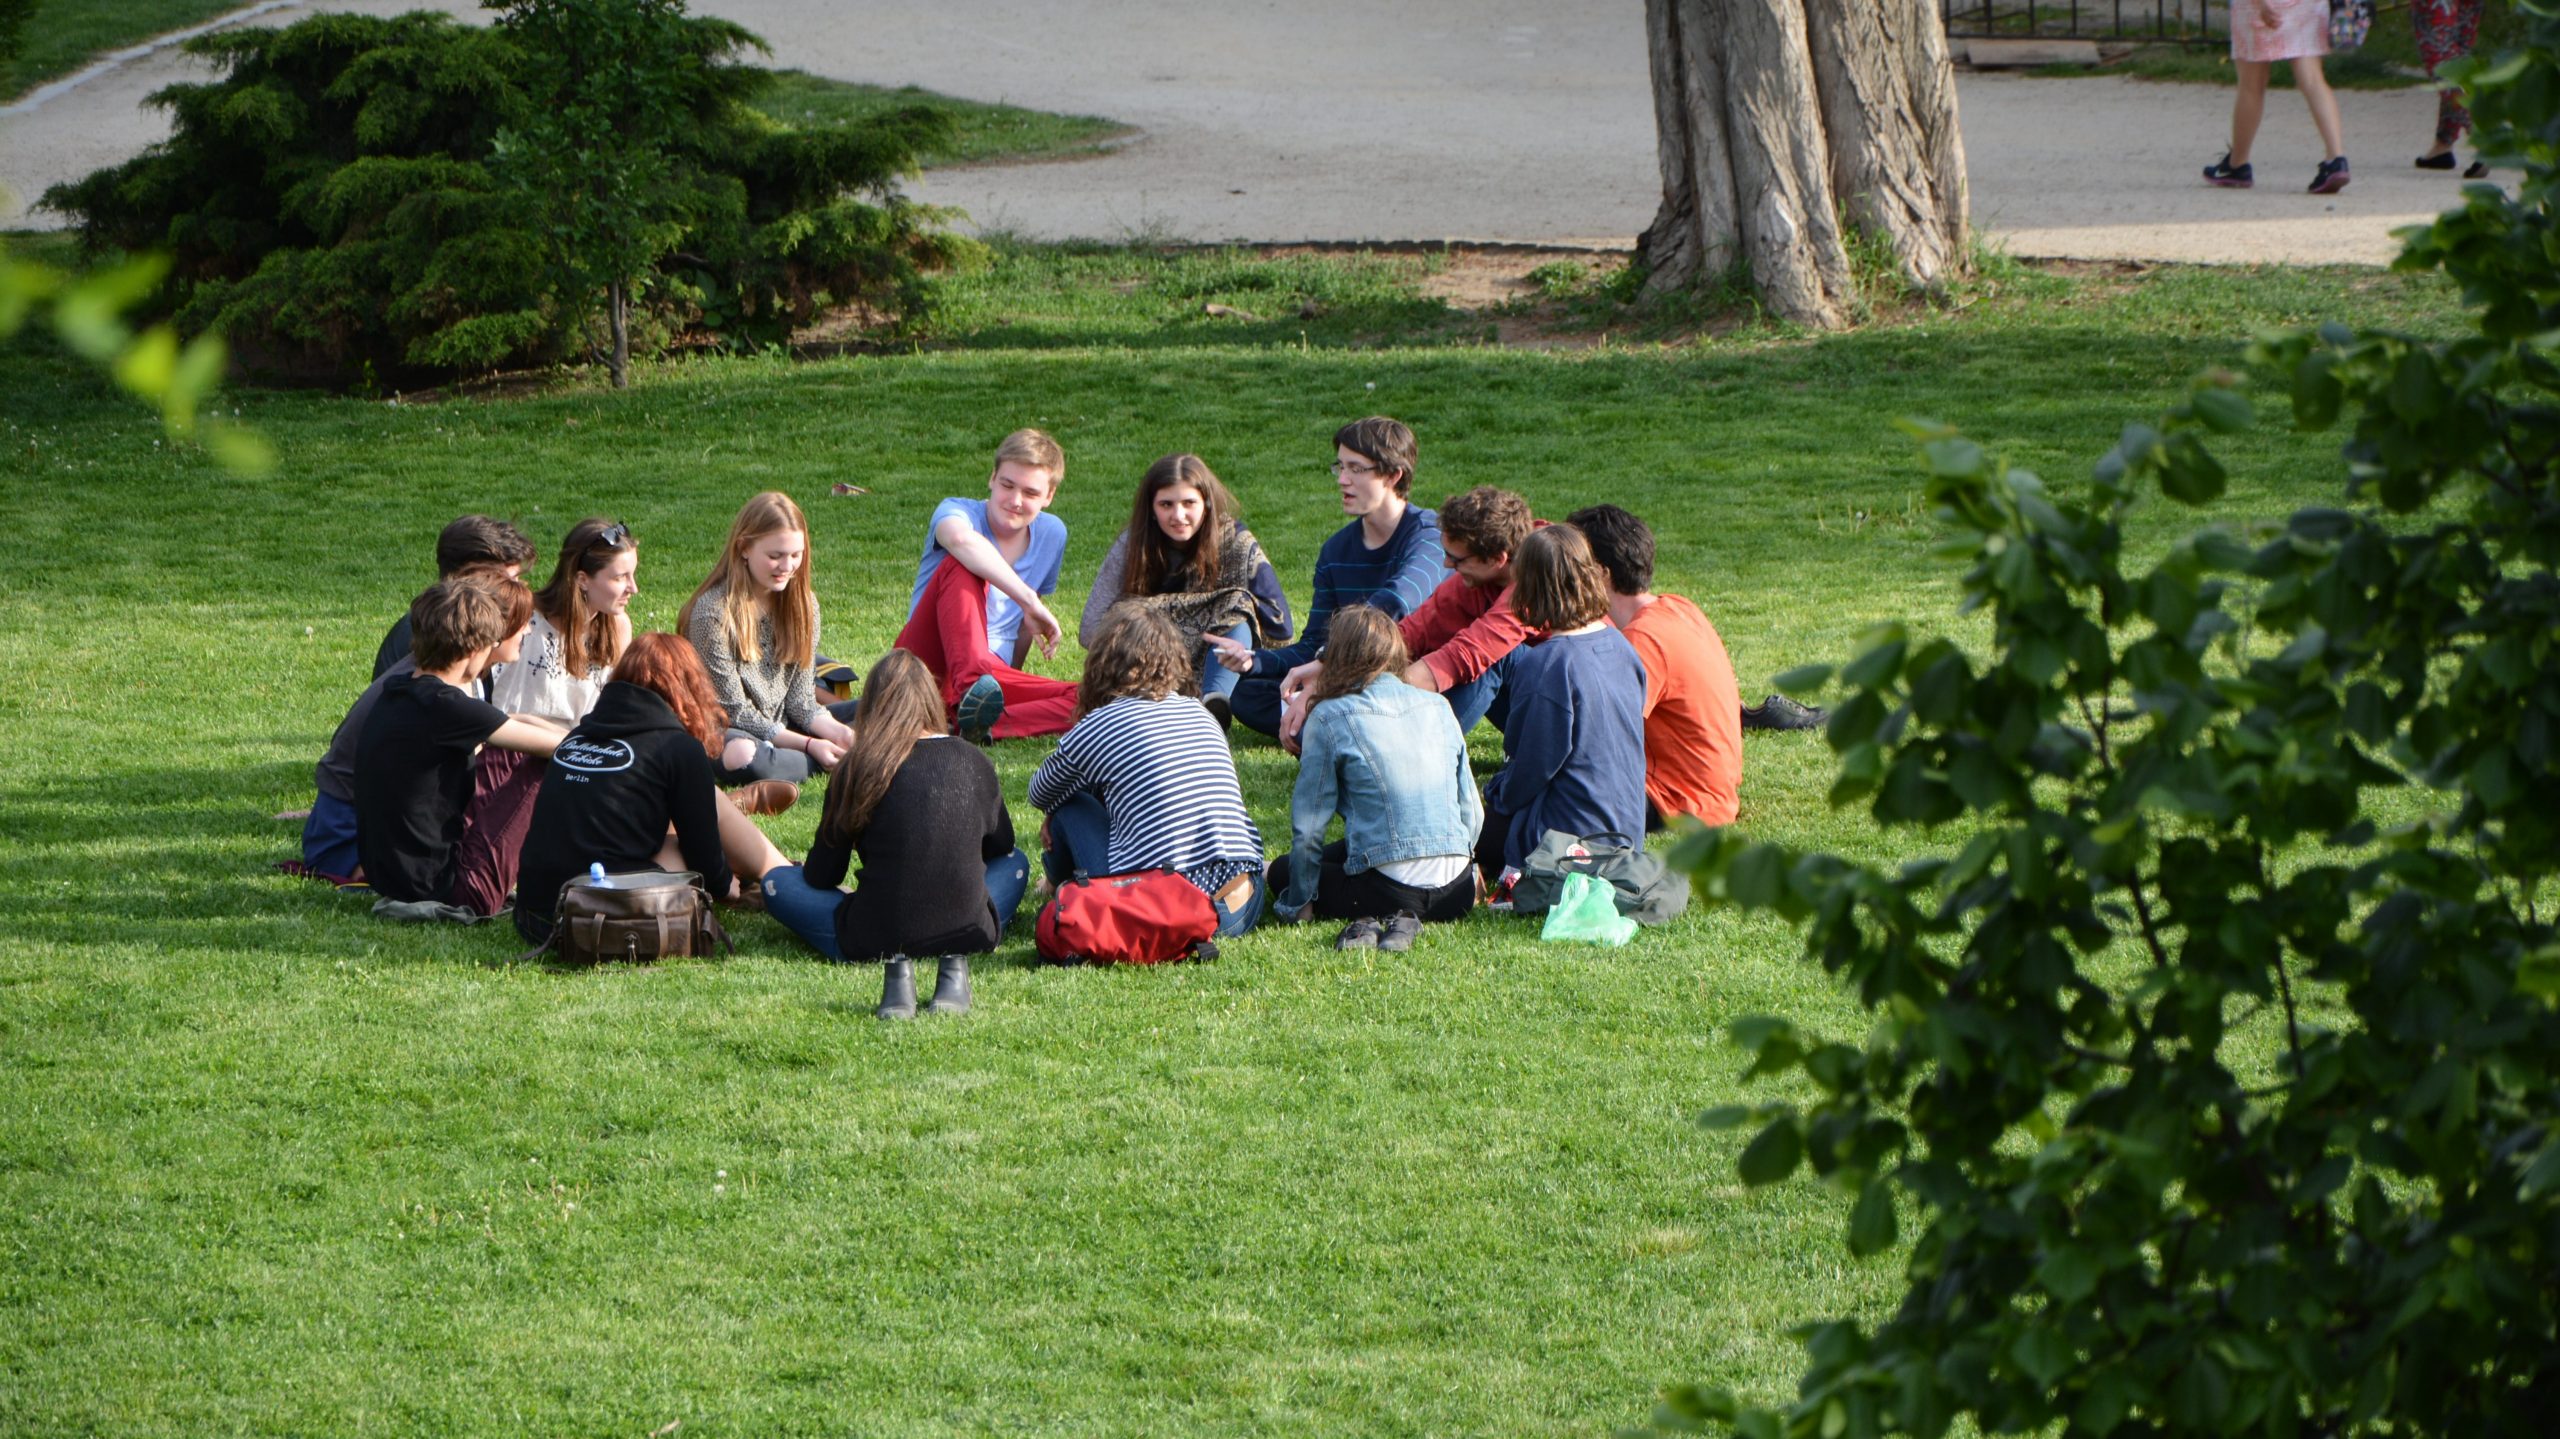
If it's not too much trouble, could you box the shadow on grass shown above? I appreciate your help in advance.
[0,761,1092,977]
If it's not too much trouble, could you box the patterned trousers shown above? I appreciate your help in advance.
[2415,0,2484,145]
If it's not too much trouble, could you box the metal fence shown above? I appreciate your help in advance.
[1941,1,2225,42]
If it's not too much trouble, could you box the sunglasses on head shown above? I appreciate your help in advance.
[591,522,631,550]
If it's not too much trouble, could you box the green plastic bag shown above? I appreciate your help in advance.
[1539,871,1638,946]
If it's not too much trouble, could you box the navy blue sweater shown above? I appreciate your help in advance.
[1484,626,1650,871]
[1251,505,1444,677]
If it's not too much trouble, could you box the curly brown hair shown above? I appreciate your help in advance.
[1438,486,1534,563]
[1076,608,1194,718]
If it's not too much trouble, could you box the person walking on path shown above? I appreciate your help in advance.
[2203,0,2350,194]
[2413,0,2489,177]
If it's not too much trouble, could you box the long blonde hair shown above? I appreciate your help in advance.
[680,492,815,668]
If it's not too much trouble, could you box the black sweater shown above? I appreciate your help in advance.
[515,682,733,945]
[806,737,1016,961]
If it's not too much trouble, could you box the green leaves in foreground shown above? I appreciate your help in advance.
[0,243,270,474]
[1647,12,2560,1438]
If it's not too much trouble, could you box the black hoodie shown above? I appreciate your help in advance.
[515,681,733,945]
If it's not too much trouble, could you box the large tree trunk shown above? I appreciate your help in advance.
[1636,0,1968,328]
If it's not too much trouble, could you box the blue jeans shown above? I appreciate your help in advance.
[762,849,1029,961]
[1229,672,1286,737]
[1439,649,1515,737]
[1198,622,1250,703]
[1041,792,1114,884]
[1043,792,1265,937]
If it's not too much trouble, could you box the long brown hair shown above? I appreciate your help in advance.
[816,650,948,846]
[533,516,635,675]
[679,492,815,668]
[1307,604,1409,705]
[609,633,725,756]
[1076,608,1193,718]
[1123,453,1236,599]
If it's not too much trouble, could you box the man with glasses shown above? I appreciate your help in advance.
[1208,416,1445,742]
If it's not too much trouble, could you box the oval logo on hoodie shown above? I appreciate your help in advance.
[554,735,635,775]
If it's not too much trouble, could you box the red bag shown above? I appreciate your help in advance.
[1035,869,1219,965]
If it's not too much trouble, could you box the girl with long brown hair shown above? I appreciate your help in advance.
[1266,605,1482,947]
[757,650,1027,1018]
[1076,453,1292,726]
[1029,610,1269,937]
[679,491,858,812]
[511,632,791,948]
[492,516,638,728]
[1476,525,1648,896]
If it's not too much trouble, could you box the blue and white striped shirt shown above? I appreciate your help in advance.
[1029,695,1264,885]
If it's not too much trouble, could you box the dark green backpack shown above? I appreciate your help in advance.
[1508,829,1691,927]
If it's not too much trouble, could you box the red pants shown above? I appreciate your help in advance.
[450,746,544,916]
[894,558,1077,739]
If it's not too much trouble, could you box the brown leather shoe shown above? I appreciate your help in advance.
[731,780,799,816]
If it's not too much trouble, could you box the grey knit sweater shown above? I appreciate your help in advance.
[683,580,823,740]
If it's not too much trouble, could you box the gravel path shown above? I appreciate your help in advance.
[0,0,2475,265]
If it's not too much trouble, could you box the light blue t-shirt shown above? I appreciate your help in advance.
[909,497,1068,660]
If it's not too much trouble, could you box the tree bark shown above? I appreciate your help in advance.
[608,279,630,389]
[1636,0,1967,327]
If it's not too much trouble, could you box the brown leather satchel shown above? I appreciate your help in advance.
[524,869,732,965]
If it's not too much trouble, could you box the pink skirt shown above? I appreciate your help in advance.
[2230,0,2332,63]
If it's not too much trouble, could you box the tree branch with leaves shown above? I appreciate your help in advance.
[1653,8,2560,1435]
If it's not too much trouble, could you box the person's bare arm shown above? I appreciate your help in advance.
[489,717,566,756]
[934,513,1062,657]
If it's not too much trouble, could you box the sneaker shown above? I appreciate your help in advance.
[2308,155,2351,195]
[730,779,799,816]
[1334,917,1383,951]
[2202,153,2254,188]
[1377,911,1422,953]
[1740,694,1828,732]
[955,674,1006,744]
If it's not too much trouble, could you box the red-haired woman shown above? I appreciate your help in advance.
[513,632,790,948]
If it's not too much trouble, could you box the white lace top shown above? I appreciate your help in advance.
[487,610,608,725]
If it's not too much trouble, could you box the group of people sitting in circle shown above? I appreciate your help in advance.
[298,417,1779,1015]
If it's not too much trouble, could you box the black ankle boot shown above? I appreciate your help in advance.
[876,956,917,1020]
[926,955,972,1015]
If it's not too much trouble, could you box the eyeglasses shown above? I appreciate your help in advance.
[592,522,631,550]
[1329,460,1380,477]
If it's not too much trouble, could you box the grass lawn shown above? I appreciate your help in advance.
[1,0,242,101]
[0,244,2469,1436]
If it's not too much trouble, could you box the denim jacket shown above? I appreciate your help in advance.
[1277,673,1482,913]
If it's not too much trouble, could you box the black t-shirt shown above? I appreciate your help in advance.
[355,672,507,903]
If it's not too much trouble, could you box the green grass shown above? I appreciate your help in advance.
[0,246,2470,1436]
[753,71,1132,168]
[2,0,241,100]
